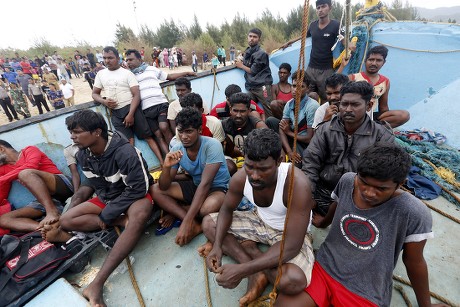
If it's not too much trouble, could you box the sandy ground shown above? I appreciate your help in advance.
[0,64,206,126]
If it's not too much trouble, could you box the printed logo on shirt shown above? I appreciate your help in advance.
[323,33,331,37]
[340,213,380,250]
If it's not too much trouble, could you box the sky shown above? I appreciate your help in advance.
[1,0,458,50]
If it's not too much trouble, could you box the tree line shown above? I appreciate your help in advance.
[1,1,424,62]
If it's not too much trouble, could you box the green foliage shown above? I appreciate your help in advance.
[228,13,251,48]
[188,15,203,40]
[139,24,156,47]
[206,24,222,46]
[155,19,183,48]
[114,23,136,47]
[387,0,419,20]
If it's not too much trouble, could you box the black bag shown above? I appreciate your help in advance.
[0,231,70,306]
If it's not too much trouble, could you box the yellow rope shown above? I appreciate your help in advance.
[422,159,460,189]
[114,226,146,307]
[269,0,309,305]
[372,39,460,53]
[210,68,220,108]
[202,256,213,307]
[392,275,459,307]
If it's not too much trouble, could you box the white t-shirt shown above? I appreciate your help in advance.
[312,102,329,129]
[60,83,74,99]
[167,99,210,120]
[94,67,139,109]
[63,143,79,166]
[134,66,168,110]
[96,53,103,62]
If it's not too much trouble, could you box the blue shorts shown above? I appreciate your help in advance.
[26,198,65,214]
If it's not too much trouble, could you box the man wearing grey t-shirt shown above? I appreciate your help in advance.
[275,143,443,307]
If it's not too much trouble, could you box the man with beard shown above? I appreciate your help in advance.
[42,109,154,307]
[200,128,315,307]
[222,92,267,158]
[349,45,410,128]
[152,107,230,246]
[302,81,394,227]
[235,28,273,117]
[0,140,73,232]
[312,73,349,129]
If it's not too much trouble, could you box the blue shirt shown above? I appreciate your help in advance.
[3,71,17,83]
[171,136,230,189]
[282,95,319,135]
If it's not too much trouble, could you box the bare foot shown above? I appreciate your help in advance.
[239,272,268,307]
[82,282,106,307]
[41,224,72,243]
[175,219,202,246]
[159,213,175,228]
[37,211,61,229]
[197,241,213,257]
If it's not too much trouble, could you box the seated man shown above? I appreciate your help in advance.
[0,140,73,232]
[312,73,349,129]
[201,128,314,306]
[270,63,293,120]
[222,92,267,158]
[302,81,394,224]
[266,71,319,167]
[153,107,230,246]
[42,109,154,307]
[349,45,410,128]
[276,143,441,307]
[210,84,265,121]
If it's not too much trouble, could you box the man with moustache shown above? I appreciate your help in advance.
[302,81,394,227]
[349,45,410,128]
[201,128,315,307]
[312,73,349,129]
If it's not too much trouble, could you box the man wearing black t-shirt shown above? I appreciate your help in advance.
[222,92,267,158]
[306,0,342,102]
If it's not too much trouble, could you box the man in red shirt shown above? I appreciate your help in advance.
[0,140,73,232]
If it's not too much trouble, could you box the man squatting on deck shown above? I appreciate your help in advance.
[42,109,155,307]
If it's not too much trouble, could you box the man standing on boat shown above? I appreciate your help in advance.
[302,81,394,226]
[349,45,410,128]
[200,128,315,306]
[306,0,343,102]
[125,49,196,159]
[43,109,154,307]
[276,143,445,307]
[91,46,166,166]
[235,28,274,117]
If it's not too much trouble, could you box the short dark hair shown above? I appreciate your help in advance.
[176,107,202,130]
[291,70,311,87]
[225,84,242,98]
[66,109,108,140]
[357,142,411,184]
[249,28,262,38]
[316,0,332,6]
[366,45,388,61]
[174,77,191,89]
[125,49,142,59]
[102,46,119,58]
[325,73,349,88]
[180,93,203,109]
[244,128,282,162]
[229,92,251,109]
[279,63,292,73]
[0,140,13,149]
[340,81,374,103]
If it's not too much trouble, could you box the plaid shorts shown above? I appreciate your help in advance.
[209,209,314,282]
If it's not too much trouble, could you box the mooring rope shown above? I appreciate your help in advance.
[269,0,310,305]
[392,275,459,307]
[114,226,146,307]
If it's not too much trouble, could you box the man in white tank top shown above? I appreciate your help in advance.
[199,128,315,306]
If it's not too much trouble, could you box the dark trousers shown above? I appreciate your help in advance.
[33,94,50,114]
[0,97,18,121]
